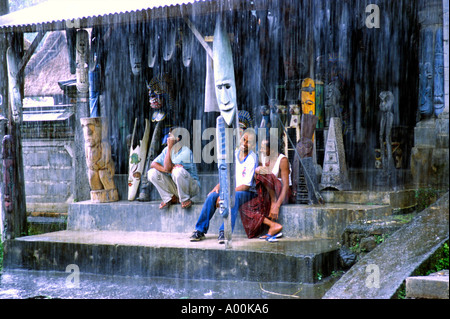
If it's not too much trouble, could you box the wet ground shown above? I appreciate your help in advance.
[0,268,339,299]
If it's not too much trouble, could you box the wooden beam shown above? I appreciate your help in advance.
[18,31,46,74]
[183,17,213,60]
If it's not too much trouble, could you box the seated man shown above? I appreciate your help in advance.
[190,129,257,244]
[148,127,200,209]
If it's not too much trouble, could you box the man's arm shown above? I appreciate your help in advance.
[150,161,167,173]
[150,147,169,173]
[163,137,176,172]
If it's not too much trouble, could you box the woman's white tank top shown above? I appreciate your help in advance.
[271,154,292,186]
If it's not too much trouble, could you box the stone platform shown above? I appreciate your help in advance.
[4,189,418,286]
[4,230,339,283]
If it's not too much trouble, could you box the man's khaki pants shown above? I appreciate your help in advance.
[148,166,200,203]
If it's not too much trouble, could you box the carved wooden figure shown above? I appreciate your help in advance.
[379,91,394,170]
[76,30,89,94]
[2,135,15,214]
[324,81,341,127]
[320,117,351,191]
[128,119,150,201]
[292,114,320,204]
[289,104,300,127]
[80,117,118,202]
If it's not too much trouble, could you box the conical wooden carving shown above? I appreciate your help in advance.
[320,117,351,191]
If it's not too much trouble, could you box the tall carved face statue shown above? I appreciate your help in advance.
[213,18,237,126]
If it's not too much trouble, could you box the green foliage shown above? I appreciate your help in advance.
[315,272,323,281]
[392,214,413,224]
[0,240,3,272]
[396,241,449,299]
[374,234,388,245]
[415,188,439,212]
[425,242,449,275]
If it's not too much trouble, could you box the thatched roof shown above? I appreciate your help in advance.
[24,31,73,97]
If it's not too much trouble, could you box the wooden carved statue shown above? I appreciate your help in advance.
[80,117,118,202]
[379,91,394,171]
[300,78,315,116]
[135,74,174,201]
[289,104,300,127]
[128,119,150,201]
[292,114,320,204]
[259,105,271,137]
[433,27,444,117]
[324,81,341,127]
[76,30,89,94]
[2,135,15,214]
[6,47,22,123]
[275,104,288,127]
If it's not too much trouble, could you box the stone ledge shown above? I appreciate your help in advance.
[406,270,449,299]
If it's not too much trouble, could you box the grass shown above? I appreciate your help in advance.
[0,240,3,272]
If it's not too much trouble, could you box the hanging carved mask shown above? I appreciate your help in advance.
[147,74,174,110]
[128,30,143,76]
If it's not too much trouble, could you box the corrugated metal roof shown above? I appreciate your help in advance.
[0,0,229,32]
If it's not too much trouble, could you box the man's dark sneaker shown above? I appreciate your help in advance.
[190,230,205,242]
[218,230,225,244]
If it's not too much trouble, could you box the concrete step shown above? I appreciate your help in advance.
[406,270,449,299]
[321,189,417,212]
[67,200,392,239]
[3,230,339,284]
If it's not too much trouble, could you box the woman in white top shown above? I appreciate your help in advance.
[239,138,292,241]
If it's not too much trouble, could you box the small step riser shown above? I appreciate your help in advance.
[4,240,338,283]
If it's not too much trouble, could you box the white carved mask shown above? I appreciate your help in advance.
[213,18,237,126]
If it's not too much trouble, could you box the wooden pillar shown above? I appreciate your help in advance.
[2,33,27,239]
[73,29,91,201]
[0,0,9,241]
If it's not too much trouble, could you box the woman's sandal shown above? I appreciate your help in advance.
[181,199,193,209]
[265,234,279,243]
[259,232,283,240]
